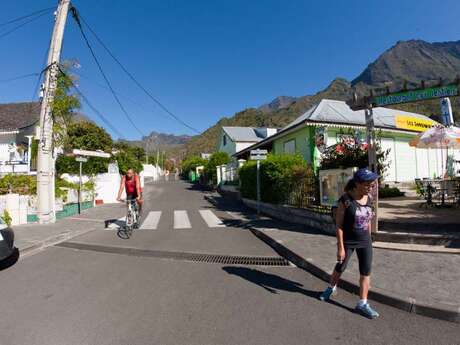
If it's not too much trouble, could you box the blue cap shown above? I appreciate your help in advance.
[353,168,379,182]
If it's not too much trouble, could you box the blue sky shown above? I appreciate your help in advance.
[1,0,459,140]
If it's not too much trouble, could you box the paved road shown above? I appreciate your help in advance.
[0,180,458,345]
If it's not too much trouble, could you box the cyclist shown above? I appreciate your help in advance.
[117,168,143,226]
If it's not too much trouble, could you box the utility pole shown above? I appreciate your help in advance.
[365,107,379,232]
[37,0,71,224]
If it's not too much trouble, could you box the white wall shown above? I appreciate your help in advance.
[94,173,122,204]
[235,142,256,153]
[0,194,28,225]
[381,137,460,182]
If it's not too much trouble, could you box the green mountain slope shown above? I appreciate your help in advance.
[181,39,460,157]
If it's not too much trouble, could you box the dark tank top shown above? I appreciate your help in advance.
[339,193,373,248]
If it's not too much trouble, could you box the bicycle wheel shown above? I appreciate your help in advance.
[125,212,134,238]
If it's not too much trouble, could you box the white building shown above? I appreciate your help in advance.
[0,102,40,175]
[218,126,278,157]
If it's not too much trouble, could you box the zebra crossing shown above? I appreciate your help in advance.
[105,209,228,230]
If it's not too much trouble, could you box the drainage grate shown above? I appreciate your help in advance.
[55,242,291,266]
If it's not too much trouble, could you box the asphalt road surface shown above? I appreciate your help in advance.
[0,180,458,345]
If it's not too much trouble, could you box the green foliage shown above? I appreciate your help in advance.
[239,154,309,204]
[55,177,77,200]
[57,121,113,176]
[379,186,405,198]
[113,142,145,175]
[56,155,109,176]
[181,156,207,177]
[64,121,113,152]
[55,178,95,202]
[52,63,81,146]
[1,210,12,227]
[205,152,230,185]
[0,174,37,195]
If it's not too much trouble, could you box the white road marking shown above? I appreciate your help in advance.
[105,217,126,230]
[199,210,225,228]
[140,211,162,230]
[174,210,191,229]
[226,211,241,220]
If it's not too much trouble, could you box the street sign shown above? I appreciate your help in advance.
[72,149,111,158]
[250,149,268,160]
[372,84,458,107]
[75,157,88,163]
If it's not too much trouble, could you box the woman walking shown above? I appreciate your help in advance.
[319,168,379,319]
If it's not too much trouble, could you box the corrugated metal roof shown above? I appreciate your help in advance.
[282,99,436,131]
[222,127,273,142]
[234,99,438,157]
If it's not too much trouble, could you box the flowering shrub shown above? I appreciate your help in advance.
[320,139,388,177]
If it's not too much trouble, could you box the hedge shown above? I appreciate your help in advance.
[239,154,309,204]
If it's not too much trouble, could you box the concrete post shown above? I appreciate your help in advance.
[216,165,222,185]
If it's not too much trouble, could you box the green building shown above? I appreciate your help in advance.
[234,99,448,183]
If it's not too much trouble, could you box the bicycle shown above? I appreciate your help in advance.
[119,199,139,238]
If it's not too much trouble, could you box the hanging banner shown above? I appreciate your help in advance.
[394,115,435,132]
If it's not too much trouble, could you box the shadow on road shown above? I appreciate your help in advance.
[222,266,355,314]
[0,248,19,271]
[206,194,331,237]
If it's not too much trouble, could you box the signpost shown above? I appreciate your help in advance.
[250,149,268,216]
[73,149,111,214]
[72,149,111,158]
[347,78,459,233]
[349,81,459,111]
[372,84,458,107]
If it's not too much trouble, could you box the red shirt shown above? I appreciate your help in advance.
[124,175,138,196]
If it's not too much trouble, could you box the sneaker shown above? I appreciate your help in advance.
[319,287,335,301]
[355,303,379,319]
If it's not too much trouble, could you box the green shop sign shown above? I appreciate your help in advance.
[373,84,458,107]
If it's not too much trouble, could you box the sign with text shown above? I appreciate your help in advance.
[373,84,458,107]
[250,149,267,160]
[73,149,111,158]
[394,115,435,132]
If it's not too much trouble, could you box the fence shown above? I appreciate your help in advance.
[217,160,245,185]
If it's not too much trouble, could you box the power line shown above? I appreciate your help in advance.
[0,6,54,28]
[74,71,168,119]
[0,72,39,83]
[0,10,51,40]
[58,66,125,139]
[72,7,200,134]
[70,7,145,137]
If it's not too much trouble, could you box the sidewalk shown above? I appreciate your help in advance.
[209,193,460,323]
[13,203,124,256]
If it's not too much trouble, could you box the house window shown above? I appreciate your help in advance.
[223,134,227,146]
[283,139,295,154]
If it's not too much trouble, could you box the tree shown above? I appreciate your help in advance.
[56,121,113,175]
[113,142,144,175]
[205,152,230,185]
[181,156,206,177]
[52,62,81,147]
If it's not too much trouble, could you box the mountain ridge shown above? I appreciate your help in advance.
[137,39,460,158]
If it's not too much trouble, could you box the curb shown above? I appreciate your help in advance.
[18,226,99,259]
[249,226,460,323]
